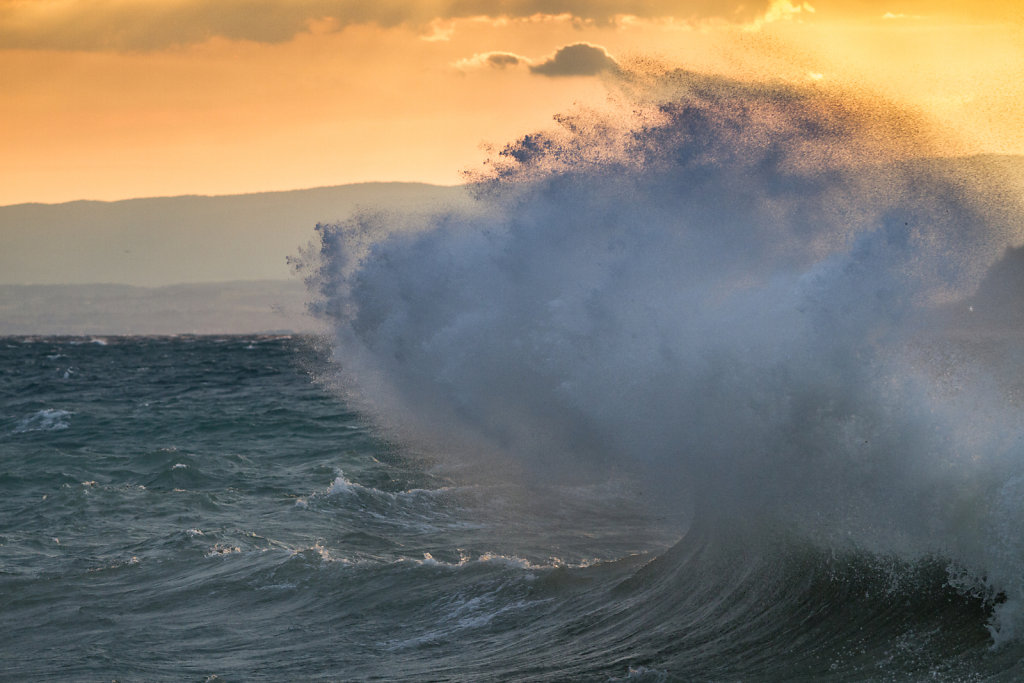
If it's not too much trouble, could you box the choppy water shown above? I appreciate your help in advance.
[3,336,1023,681]
[0,336,675,680]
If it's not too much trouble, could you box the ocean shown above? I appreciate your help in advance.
[3,335,1022,681]
[6,68,1024,680]
[3,334,1023,681]
[0,335,681,681]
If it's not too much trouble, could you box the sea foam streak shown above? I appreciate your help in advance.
[297,67,1024,640]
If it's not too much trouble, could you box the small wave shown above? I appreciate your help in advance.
[326,473,360,496]
[314,472,485,536]
[325,471,456,500]
[13,408,72,434]
[322,471,466,508]
[412,550,599,572]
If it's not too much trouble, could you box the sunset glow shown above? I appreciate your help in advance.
[1,0,1021,204]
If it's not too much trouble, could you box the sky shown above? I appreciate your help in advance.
[1,0,1023,206]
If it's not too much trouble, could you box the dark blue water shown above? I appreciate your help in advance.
[2,335,1022,681]
[0,336,680,681]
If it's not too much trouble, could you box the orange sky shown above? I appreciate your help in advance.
[1,0,1022,205]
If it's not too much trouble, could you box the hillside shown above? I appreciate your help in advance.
[0,182,468,287]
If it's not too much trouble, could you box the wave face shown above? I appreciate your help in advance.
[299,67,1024,660]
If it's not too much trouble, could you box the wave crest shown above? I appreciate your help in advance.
[296,67,1024,639]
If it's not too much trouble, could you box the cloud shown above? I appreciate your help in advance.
[0,0,326,50]
[455,51,529,70]
[0,0,777,51]
[742,0,814,30]
[456,43,618,77]
[529,43,619,77]
[6,0,1012,51]
[486,52,525,67]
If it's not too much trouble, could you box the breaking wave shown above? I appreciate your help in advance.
[296,65,1024,650]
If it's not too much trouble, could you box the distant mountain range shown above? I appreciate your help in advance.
[0,182,467,334]
[0,182,467,287]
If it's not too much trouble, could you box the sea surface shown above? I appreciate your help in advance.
[0,335,675,681]
[2,335,1023,681]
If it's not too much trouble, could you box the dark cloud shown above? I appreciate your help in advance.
[3,0,1019,52]
[11,0,1013,52]
[455,50,528,70]
[485,52,526,68]
[529,43,619,77]
[0,0,777,51]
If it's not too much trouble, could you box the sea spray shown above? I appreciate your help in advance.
[297,66,1024,640]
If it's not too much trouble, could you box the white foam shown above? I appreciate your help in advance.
[322,470,459,502]
[256,582,297,591]
[326,473,358,496]
[13,408,72,433]
[409,550,597,572]
[287,542,346,564]
[299,67,1024,640]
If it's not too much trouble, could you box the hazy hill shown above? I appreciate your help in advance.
[0,182,468,287]
[0,182,468,334]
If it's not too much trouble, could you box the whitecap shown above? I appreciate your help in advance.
[13,408,72,433]
[326,473,358,496]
